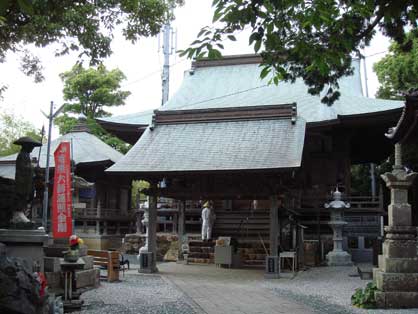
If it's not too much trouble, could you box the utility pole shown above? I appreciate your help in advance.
[160,21,176,106]
[41,101,65,231]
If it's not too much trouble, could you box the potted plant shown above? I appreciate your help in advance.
[63,235,84,262]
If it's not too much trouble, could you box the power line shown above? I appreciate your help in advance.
[364,50,387,58]
[171,84,269,110]
[121,58,189,88]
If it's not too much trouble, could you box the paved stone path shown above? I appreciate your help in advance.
[159,262,315,314]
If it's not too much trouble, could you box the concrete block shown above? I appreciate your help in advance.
[75,269,100,289]
[383,240,417,258]
[45,272,62,290]
[81,256,94,270]
[375,271,418,292]
[44,257,61,272]
[379,257,418,273]
[375,291,418,308]
[326,251,353,266]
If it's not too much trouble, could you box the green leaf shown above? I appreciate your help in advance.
[227,35,236,41]
[254,39,262,53]
[213,7,223,23]
[197,28,207,38]
[0,0,11,16]
[260,66,271,79]
[17,0,34,15]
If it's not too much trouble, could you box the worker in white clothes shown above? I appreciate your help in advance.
[201,201,216,241]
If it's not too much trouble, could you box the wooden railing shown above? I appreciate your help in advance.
[296,195,384,213]
[73,207,133,220]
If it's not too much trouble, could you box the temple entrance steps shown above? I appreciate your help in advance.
[212,209,270,240]
[186,239,269,267]
[239,241,269,268]
[187,240,215,264]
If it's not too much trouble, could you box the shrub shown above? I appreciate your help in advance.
[351,283,378,308]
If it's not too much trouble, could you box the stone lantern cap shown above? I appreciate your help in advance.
[324,187,350,209]
[13,137,42,150]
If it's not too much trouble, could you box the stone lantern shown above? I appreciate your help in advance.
[324,187,353,266]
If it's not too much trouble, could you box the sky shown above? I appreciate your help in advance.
[0,0,392,140]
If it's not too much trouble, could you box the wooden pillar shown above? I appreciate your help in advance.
[103,221,108,235]
[269,195,279,256]
[148,181,158,272]
[177,200,186,260]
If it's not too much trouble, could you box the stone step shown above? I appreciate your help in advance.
[188,252,214,259]
[243,259,265,267]
[189,240,216,247]
[189,246,215,253]
[187,258,214,264]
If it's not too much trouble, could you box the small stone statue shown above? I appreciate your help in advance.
[12,137,42,225]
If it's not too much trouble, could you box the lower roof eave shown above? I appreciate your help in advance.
[106,166,300,178]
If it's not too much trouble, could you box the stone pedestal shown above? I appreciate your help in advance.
[325,188,353,266]
[0,228,49,272]
[138,251,156,273]
[138,190,158,273]
[265,255,280,279]
[373,146,418,308]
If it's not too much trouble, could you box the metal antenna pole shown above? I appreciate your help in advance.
[161,23,171,106]
[42,101,54,230]
[41,101,66,232]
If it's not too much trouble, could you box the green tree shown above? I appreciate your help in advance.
[0,110,43,156]
[0,0,183,92]
[55,64,131,153]
[374,33,418,100]
[181,0,417,105]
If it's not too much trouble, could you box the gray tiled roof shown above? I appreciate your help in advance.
[0,131,123,179]
[97,109,154,125]
[160,59,403,122]
[103,58,403,126]
[107,117,306,173]
[0,163,17,180]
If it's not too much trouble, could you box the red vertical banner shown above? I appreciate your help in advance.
[52,142,73,238]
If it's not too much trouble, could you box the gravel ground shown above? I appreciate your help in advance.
[72,272,201,314]
[263,266,418,314]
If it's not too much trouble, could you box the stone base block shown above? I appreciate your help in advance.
[45,272,63,294]
[374,270,418,292]
[265,256,280,279]
[383,240,417,259]
[0,229,49,272]
[375,291,418,308]
[44,257,61,272]
[138,252,158,273]
[81,255,94,270]
[378,255,418,273]
[326,251,353,266]
[75,269,100,289]
[264,272,280,279]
